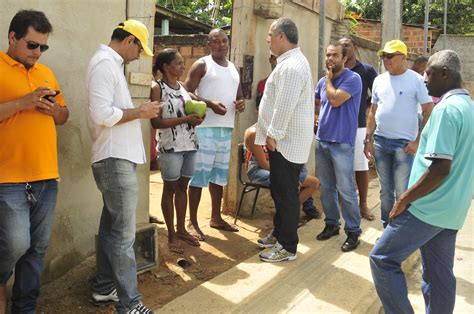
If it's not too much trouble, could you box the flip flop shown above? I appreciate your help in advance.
[361,211,376,221]
[168,243,184,254]
[176,233,201,247]
[210,222,239,232]
[188,225,206,241]
[149,215,164,224]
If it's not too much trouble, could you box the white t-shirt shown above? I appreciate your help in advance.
[372,69,432,141]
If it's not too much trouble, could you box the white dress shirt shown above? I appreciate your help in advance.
[256,47,314,164]
[86,44,146,164]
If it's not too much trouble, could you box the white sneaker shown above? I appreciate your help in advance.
[91,288,119,305]
[127,302,154,314]
[259,242,297,262]
[257,230,277,248]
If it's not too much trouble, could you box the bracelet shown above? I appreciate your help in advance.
[363,138,372,144]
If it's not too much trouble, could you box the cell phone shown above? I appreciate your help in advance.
[45,90,60,102]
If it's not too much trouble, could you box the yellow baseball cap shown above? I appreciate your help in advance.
[377,40,407,56]
[116,19,153,57]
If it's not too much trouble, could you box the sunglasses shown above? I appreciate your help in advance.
[133,39,143,53]
[381,53,403,60]
[22,38,49,52]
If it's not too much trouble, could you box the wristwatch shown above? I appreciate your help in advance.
[363,138,372,145]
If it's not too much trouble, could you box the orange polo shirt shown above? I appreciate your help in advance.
[0,51,66,183]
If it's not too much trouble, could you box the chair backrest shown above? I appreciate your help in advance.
[237,143,246,185]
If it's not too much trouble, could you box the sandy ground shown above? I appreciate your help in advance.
[35,170,377,313]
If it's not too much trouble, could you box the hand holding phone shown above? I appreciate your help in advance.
[45,90,60,102]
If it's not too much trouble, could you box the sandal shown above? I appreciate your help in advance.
[176,232,200,247]
[168,243,184,254]
[188,225,206,241]
[361,211,376,221]
[210,221,239,232]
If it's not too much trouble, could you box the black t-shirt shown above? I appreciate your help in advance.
[350,61,378,127]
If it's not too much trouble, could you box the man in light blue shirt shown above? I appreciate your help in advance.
[364,40,434,227]
[370,50,474,314]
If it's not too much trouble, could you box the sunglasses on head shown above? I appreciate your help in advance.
[381,53,403,60]
[22,38,49,52]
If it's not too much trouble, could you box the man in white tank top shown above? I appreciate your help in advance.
[184,29,245,240]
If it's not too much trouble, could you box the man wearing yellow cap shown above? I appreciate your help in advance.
[85,19,159,313]
[364,40,434,228]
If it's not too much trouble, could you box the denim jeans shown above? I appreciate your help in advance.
[373,135,415,227]
[268,150,303,254]
[247,164,309,187]
[0,179,58,313]
[315,140,361,235]
[370,210,457,314]
[247,164,315,211]
[91,158,141,312]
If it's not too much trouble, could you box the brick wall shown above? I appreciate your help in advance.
[153,34,209,81]
[346,19,440,55]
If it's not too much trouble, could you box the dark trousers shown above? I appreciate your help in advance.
[268,150,303,253]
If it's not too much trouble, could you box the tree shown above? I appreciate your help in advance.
[340,0,473,34]
[156,0,233,28]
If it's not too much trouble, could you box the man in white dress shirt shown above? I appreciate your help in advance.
[85,20,160,313]
[256,18,314,262]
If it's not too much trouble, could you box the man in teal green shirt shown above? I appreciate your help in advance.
[370,50,474,314]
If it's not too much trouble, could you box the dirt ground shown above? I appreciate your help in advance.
[35,169,378,313]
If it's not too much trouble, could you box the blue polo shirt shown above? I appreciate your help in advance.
[315,68,362,145]
[408,90,474,230]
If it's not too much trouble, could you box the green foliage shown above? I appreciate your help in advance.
[340,0,473,34]
[156,0,233,28]
[345,13,361,35]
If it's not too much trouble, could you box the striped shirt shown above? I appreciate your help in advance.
[255,47,314,164]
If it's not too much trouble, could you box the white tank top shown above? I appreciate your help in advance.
[195,55,240,128]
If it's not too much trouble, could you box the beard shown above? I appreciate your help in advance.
[326,61,343,73]
[331,63,343,73]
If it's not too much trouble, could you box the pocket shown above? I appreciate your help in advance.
[394,139,410,151]
[91,161,108,190]
[91,161,105,169]
[334,142,354,152]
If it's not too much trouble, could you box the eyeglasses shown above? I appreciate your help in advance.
[22,38,49,52]
[381,53,403,60]
[133,39,143,53]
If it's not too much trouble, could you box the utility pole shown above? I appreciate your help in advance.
[423,0,431,55]
[443,0,448,49]
[381,0,402,72]
[318,0,325,80]
[381,0,402,44]
[211,0,221,27]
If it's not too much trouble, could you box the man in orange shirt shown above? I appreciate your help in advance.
[0,10,68,313]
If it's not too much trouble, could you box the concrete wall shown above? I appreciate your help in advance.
[433,35,474,95]
[228,0,344,216]
[1,0,155,283]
